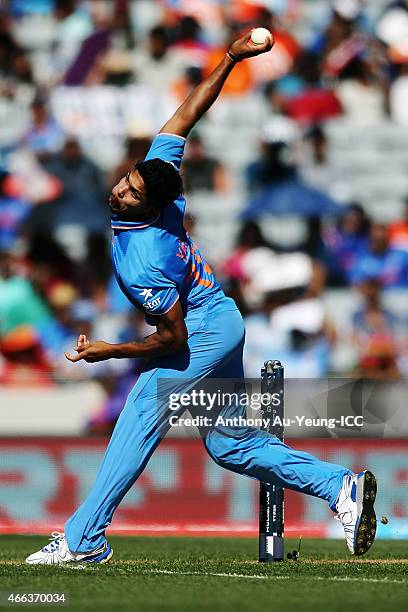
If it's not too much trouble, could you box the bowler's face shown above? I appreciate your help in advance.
[109,168,148,217]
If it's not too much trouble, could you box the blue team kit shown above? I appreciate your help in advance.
[65,133,349,554]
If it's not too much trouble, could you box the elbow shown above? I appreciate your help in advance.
[171,329,188,353]
[157,315,188,355]
[165,328,188,354]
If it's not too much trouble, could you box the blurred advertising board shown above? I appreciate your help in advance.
[0,438,406,539]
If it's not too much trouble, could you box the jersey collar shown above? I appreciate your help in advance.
[111,214,160,230]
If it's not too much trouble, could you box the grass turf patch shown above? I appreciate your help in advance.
[0,536,407,612]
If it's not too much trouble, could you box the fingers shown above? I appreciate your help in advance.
[247,30,274,52]
[66,335,88,362]
[265,33,275,49]
[251,35,274,52]
[76,334,90,353]
[65,351,84,363]
[77,334,89,349]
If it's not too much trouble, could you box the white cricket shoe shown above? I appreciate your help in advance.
[25,532,113,565]
[334,470,377,556]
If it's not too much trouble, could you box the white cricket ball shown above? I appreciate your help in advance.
[250,27,271,45]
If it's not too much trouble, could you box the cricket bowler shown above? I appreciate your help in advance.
[26,31,377,564]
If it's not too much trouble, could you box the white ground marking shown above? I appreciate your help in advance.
[148,569,407,585]
[5,560,407,584]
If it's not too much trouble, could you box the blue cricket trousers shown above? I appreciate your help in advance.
[65,295,349,553]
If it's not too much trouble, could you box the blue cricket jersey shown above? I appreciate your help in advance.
[110,132,224,325]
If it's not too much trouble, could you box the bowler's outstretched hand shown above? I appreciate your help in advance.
[65,334,114,363]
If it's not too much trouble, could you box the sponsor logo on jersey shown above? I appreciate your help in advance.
[139,288,153,300]
[144,296,161,310]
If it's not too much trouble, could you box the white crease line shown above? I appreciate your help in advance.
[42,564,408,584]
[154,570,274,580]
[148,569,407,585]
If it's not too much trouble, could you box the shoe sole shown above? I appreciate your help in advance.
[83,545,114,564]
[99,547,113,564]
[354,470,377,556]
[25,546,114,565]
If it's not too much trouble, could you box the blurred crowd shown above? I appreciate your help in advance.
[1,0,408,430]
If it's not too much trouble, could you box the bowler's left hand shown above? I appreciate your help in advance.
[65,334,114,363]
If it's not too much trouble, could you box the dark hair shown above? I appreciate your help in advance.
[149,25,169,43]
[307,124,325,143]
[135,158,183,212]
[178,15,201,41]
[236,220,268,249]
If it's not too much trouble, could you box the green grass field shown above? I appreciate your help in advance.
[0,536,407,612]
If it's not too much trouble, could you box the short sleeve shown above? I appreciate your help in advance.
[126,268,179,316]
[145,133,186,171]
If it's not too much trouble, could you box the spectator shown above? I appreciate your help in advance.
[300,217,345,287]
[63,12,111,86]
[246,116,298,192]
[335,57,386,126]
[222,220,271,283]
[38,137,108,244]
[0,11,20,80]
[21,97,64,157]
[171,15,209,67]
[0,172,31,250]
[324,203,370,284]
[132,25,187,90]
[182,133,229,193]
[36,282,79,364]
[307,125,327,167]
[109,0,135,52]
[244,271,334,378]
[390,63,408,128]
[37,284,116,381]
[53,0,93,79]
[388,198,408,252]
[351,222,408,288]
[0,324,52,386]
[8,47,36,102]
[352,277,402,378]
[300,124,346,199]
[171,65,203,104]
[27,233,76,296]
[240,248,313,310]
[311,1,362,72]
[377,3,408,127]
[4,146,62,206]
[96,1,136,87]
[0,250,51,337]
[282,52,343,125]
